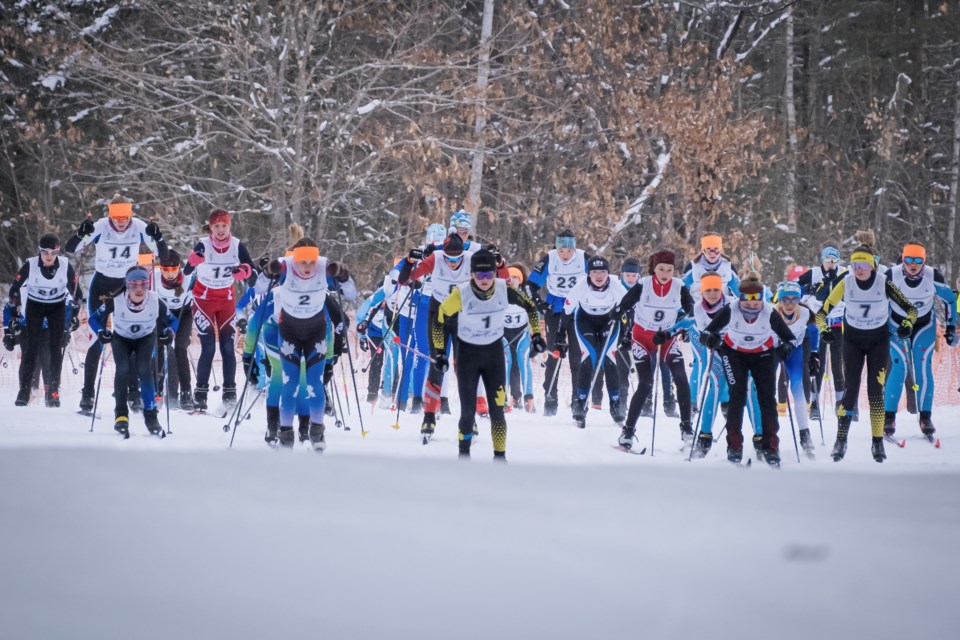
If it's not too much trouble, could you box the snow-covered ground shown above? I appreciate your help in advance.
[2,388,959,639]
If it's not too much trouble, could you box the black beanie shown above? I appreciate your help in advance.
[587,256,609,272]
[471,249,498,273]
[442,233,464,257]
[160,249,182,268]
[39,233,60,251]
[621,257,642,273]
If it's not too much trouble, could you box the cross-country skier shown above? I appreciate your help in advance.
[65,194,168,413]
[153,250,194,409]
[815,244,918,463]
[503,265,536,413]
[883,242,957,439]
[797,244,845,419]
[8,233,81,407]
[433,249,545,460]
[698,274,796,467]
[774,281,820,458]
[89,266,178,438]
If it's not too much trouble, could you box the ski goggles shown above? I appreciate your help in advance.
[160,265,181,275]
[39,247,60,256]
[903,256,925,266]
[442,253,463,264]
[740,291,763,301]
[473,270,496,282]
[778,294,800,303]
[851,261,874,270]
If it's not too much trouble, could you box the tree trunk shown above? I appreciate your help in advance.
[784,6,798,233]
[948,78,960,282]
[465,0,495,235]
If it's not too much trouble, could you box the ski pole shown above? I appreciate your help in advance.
[335,285,368,436]
[391,335,437,363]
[904,337,921,429]
[226,279,275,443]
[586,318,620,413]
[332,373,350,431]
[687,350,715,461]
[163,346,173,435]
[783,364,801,464]
[228,385,266,447]
[89,345,108,432]
[650,354,658,457]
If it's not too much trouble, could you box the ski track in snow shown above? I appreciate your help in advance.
[2,396,959,638]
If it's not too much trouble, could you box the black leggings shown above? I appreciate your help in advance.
[84,274,125,393]
[366,333,386,400]
[157,307,193,396]
[814,325,845,396]
[20,300,66,391]
[720,347,780,452]
[111,332,157,418]
[454,339,508,453]
[626,334,691,428]
[839,326,888,438]
[543,309,581,403]
[573,312,619,402]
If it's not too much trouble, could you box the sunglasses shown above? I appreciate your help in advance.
[779,296,799,303]
[39,248,60,256]
[740,292,762,301]
[473,271,495,282]
[127,280,149,290]
[822,259,840,265]
[443,254,463,263]
[903,257,924,265]
[703,247,721,253]
[852,261,873,270]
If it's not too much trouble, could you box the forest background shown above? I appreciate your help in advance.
[2,0,959,290]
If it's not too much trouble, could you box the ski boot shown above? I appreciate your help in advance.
[166,391,180,411]
[458,433,472,459]
[640,396,653,418]
[831,417,850,462]
[727,447,743,464]
[193,386,209,412]
[410,397,423,415]
[919,411,936,438]
[572,397,587,429]
[777,402,787,417]
[871,436,886,463]
[663,395,679,418]
[144,409,164,437]
[524,395,536,414]
[114,415,130,439]
[129,394,143,413]
[808,398,821,421]
[512,397,523,411]
[764,449,781,468]
[366,391,378,404]
[79,388,95,413]
[476,396,489,418]
[691,432,713,459]
[264,406,280,446]
[752,434,765,463]
[377,392,393,410]
[179,388,194,412]
[277,426,295,449]
[799,428,815,459]
[15,386,30,407]
[543,398,558,417]
[222,385,238,410]
[618,424,637,450]
[45,385,60,408]
[308,422,326,452]
[610,398,626,426]
[440,397,452,415]
[325,397,336,416]
[298,415,311,443]
[420,413,436,444]
[679,421,694,444]
[883,411,897,436]
[493,451,507,463]
[720,402,729,419]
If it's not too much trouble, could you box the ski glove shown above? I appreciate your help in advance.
[242,353,258,385]
[774,342,793,361]
[820,330,835,344]
[98,329,112,344]
[232,264,252,281]
[69,309,80,332]
[157,328,174,346]
[422,244,437,258]
[408,248,423,262]
[530,333,547,355]
[356,320,368,335]
[699,330,721,350]
[236,318,248,334]
[551,337,568,359]
[145,220,162,241]
[652,329,671,345]
[77,217,95,238]
[187,251,205,267]
[328,262,350,283]
[358,335,369,352]
[808,352,820,378]
[2,332,15,351]
[432,353,449,374]
[896,321,913,340]
[946,326,957,347]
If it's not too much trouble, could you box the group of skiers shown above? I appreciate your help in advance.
[3,201,957,465]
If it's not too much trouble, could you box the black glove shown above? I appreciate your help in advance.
[432,353,449,373]
[329,262,350,283]
[157,328,173,346]
[409,279,423,290]
[619,330,633,350]
[236,317,248,334]
[2,332,15,351]
[69,309,80,332]
[896,321,913,340]
[808,352,820,378]
[536,297,552,315]
[260,357,271,379]
[358,335,369,352]
[242,353,259,384]
[77,217,95,237]
[551,338,568,359]
[699,330,720,350]
[775,342,793,361]
[820,330,835,344]
[679,330,689,343]
[408,248,423,262]
[257,256,271,272]
[610,304,622,318]
[946,326,957,347]
[145,220,162,241]
[485,243,502,265]
[323,362,334,384]
[98,329,112,344]
[422,244,437,258]
[530,333,547,355]
[356,320,368,335]
[652,329,670,345]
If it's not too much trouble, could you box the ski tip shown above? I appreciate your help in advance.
[935,438,941,448]
[898,439,906,448]
[638,447,647,455]
[746,458,752,467]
